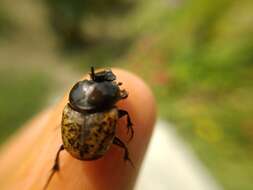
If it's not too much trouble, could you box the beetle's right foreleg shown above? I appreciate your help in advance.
[113,137,134,168]
[43,144,64,190]
[119,89,128,99]
[118,109,134,141]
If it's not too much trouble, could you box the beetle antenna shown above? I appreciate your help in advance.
[90,67,95,80]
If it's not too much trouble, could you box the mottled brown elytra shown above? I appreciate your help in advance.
[44,67,134,189]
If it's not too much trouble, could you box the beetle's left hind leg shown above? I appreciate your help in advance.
[113,137,134,167]
[43,145,64,190]
[118,109,134,141]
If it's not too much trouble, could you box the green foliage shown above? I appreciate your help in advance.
[113,0,253,189]
[0,5,15,38]
[44,0,136,50]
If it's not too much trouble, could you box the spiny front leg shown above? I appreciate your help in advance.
[43,144,64,190]
[113,137,134,167]
[119,89,128,99]
[118,109,134,141]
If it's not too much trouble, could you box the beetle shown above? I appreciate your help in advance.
[44,67,134,189]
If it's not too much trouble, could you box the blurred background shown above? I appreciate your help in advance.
[0,0,253,189]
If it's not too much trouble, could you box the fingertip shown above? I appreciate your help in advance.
[0,68,157,190]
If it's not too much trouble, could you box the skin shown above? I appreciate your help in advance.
[0,69,156,190]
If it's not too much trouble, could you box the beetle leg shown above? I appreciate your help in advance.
[118,109,134,142]
[43,144,64,190]
[113,137,134,168]
[119,89,128,99]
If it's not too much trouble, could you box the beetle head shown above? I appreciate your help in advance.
[90,67,116,82]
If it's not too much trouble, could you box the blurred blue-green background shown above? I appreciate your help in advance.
[0,0,253,189]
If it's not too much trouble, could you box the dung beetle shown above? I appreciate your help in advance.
[44,67,134,189]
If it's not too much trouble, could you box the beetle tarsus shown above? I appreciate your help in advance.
[113,137,134,168]
[118,109,134,142]
[119,89,128,99]
[43,145,64,190]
